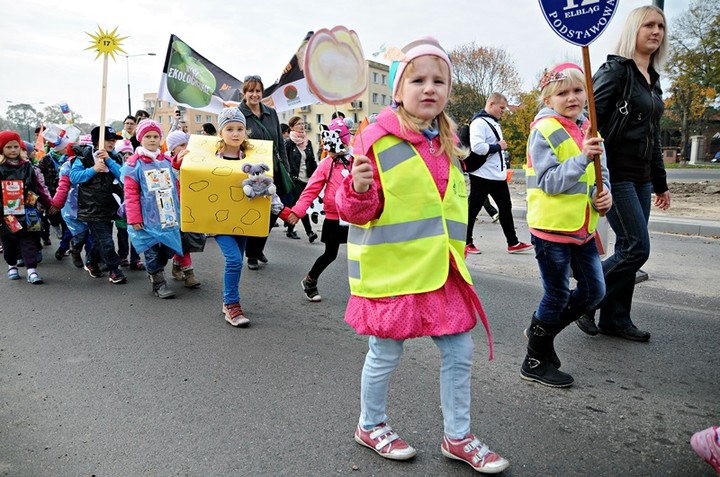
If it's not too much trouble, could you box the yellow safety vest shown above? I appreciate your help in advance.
[347,135,471,298]
[526,117,599,233]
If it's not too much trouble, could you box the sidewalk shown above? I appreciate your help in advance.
[510,206,720,238]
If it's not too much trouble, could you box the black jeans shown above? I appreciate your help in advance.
[466,175,518,246]
[245,213,279,260]
[87,220,120,272]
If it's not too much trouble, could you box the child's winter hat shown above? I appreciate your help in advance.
[51,136,70,153]
[218,107,246,131]
[386,36,452,100]
[23,141,35,154]
[166,131,190,153]
[0,131,22,151]
[328,117,352,146]
[114,139,134,154]
[136,120,162,142]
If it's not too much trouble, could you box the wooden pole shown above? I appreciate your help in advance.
[581,46,605,215]
[98,54,109,152]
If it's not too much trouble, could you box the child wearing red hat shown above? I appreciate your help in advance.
[0,130,53,283]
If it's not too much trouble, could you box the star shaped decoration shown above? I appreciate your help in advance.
[85,25,127,60]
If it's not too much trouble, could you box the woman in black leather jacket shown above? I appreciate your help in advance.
[576,5,671,342]
[284,116,318,242]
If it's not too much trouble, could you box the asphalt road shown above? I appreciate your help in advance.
[1,221,718,476]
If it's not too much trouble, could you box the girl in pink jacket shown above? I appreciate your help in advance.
[335,37,508,474]
[289,122,352,302]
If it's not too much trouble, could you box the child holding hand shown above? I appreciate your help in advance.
[336,36,509,474]
[122,120,183,299]
[521,63,612,388]
[288,122,353,302]
[0,131,53,284]
[165,130,201,289]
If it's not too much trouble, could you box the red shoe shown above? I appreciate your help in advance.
[224,303,249,327]
[354,423,416,460]
[465,244,481,255]
[507,242,533,254]
[441,434,509,473]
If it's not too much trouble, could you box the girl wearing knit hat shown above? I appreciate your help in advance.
[165,131,201,289]
[336,37,509,473]
[0,130,54,284]
[121,120,182,298]
[213,107,292,327]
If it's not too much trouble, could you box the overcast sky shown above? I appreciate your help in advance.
[0,0,684,125]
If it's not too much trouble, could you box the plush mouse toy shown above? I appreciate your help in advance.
[242,162,276,199]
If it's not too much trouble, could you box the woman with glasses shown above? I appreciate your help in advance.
[238,75,291,270]
[284,116,318,242]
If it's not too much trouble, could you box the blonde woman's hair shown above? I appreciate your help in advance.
[394,57,464,170]
[614,5,668,70]
[538,68,587,107]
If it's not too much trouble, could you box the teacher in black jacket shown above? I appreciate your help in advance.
[239,75,291,271]
[576,5,671,342]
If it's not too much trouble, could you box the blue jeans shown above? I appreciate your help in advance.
[531,235,605,323]
[87,221,120,272]
[359,332,473,440]
[215,235,247,305]
[598,181,652,330]
[143,243,175,274]
[116,224,141,263]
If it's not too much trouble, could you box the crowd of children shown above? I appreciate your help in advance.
[4,21,714,474]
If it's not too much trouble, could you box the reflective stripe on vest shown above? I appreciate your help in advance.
[347,135,471,297]
[526,117,598,233]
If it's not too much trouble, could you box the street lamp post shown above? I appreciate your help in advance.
[121,53,157,116]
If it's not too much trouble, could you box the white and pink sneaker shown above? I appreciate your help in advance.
[354,423,416,460]
[441,434,509,474]
[691,426,720,475]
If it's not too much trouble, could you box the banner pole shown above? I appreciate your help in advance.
[98,54,109,152]
[582,46,604,198]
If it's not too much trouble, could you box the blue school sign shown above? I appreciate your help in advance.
[538,0,618,47]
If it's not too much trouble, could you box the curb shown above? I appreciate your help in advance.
[510,207,720,238]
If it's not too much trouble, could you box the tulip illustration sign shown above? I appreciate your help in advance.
[304,26,367,105]
[538,0,618,198]
[157,35,243,114]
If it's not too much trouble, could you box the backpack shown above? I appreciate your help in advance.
[458,115,501,173]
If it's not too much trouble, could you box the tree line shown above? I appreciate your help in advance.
[2,1,717,161]
[446,0,719,165]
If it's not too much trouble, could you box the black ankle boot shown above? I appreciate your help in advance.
[521,317,574,388]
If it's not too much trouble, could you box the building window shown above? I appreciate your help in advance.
[373,72,378,83]
[381,74,386,85]
[381,94,387,105]
[316,114,323,124]
[158,116,163,124]
[169,115,173,124]
[158,101,163,108]
[195,115,202,122]
[206,115,212,122]
[372,93,379,104]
